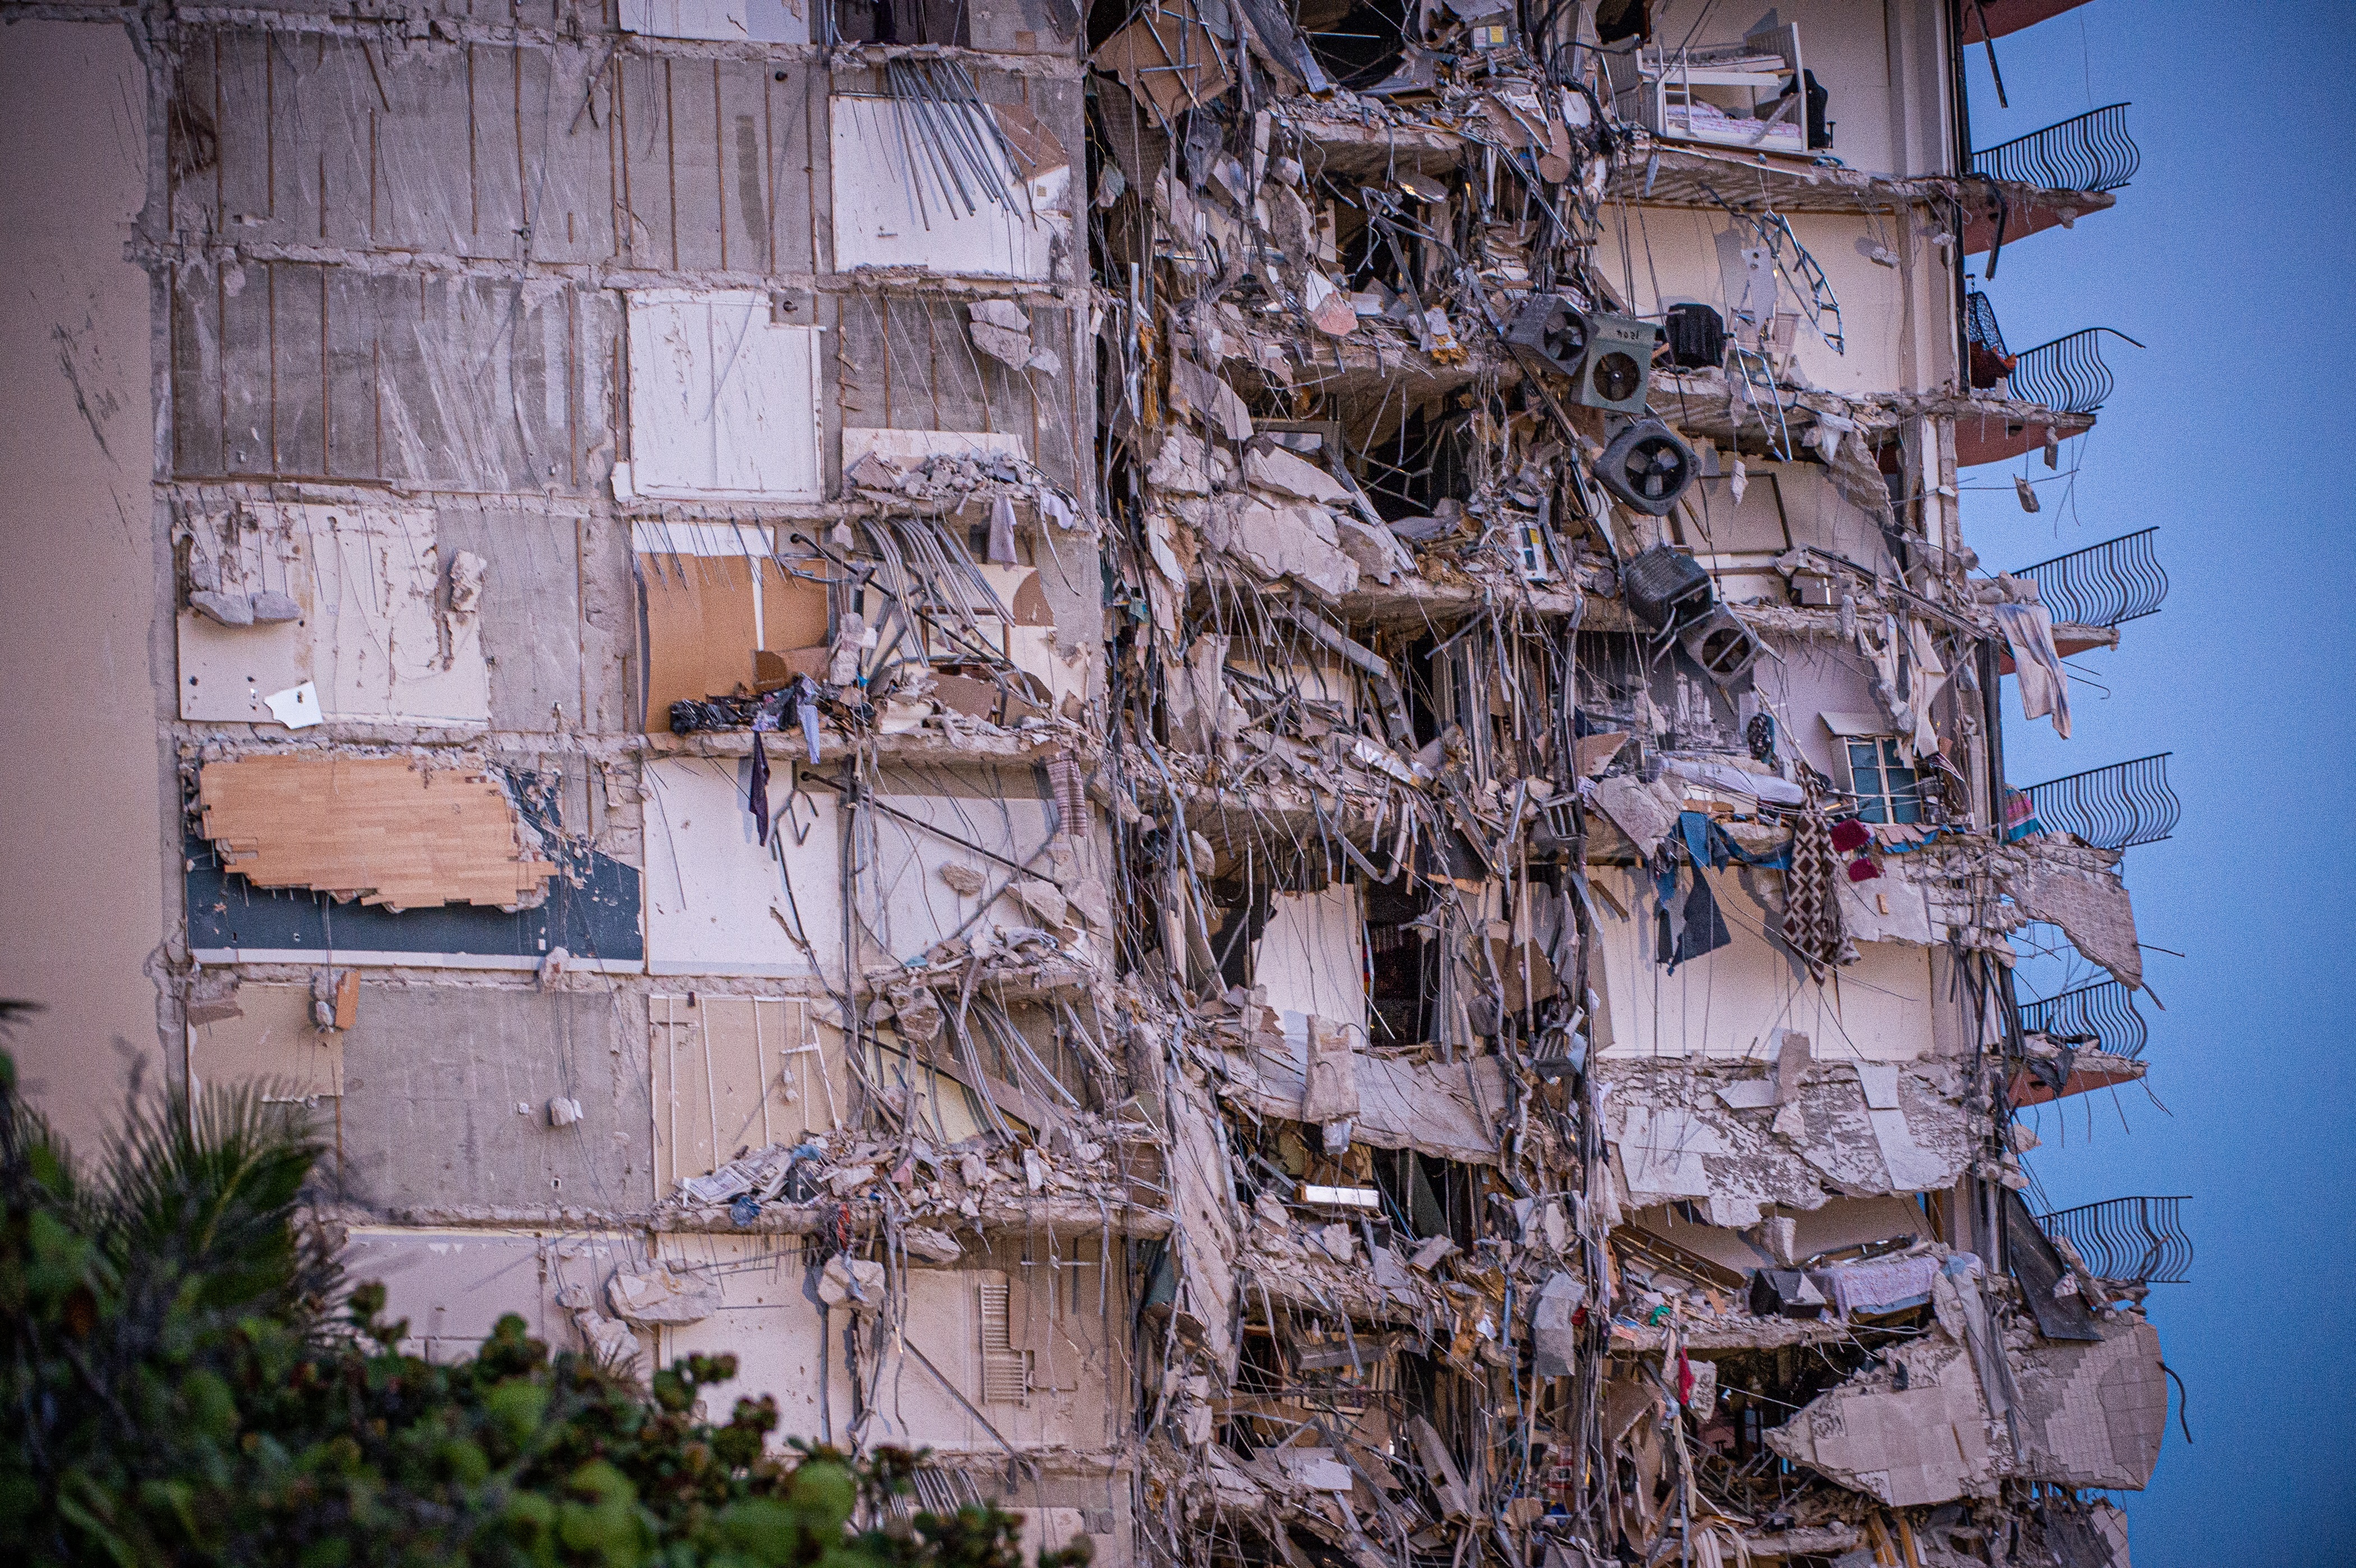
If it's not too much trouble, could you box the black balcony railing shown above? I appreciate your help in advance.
[1972,103,2139,192]
[2007,327,2143,414]
[1963,292,2140,412]
[2013,528,2169,628]
[2018,753,2179,850]
[1964,291,2009,358]
[2036,1195,2192,1285]
[2018,978,2148,1060]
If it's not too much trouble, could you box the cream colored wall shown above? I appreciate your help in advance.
[1599,205,1950,397]
[1593,867,1936,1062]
[0,21,170,1144]
[656,1236,1117,1454]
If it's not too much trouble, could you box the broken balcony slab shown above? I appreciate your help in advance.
[1602,139,1947,215]
[2008,1051,2145,1108]
[1959,180,2118,256]
[1277,111,1469,181]
[1950,400,2097,468]
[1766,1333,2002,1506]
[2009,1319,2169,1490]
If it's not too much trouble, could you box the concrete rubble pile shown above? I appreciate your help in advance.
[26,0,2179,1561]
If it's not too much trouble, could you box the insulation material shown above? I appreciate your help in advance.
[178,503,490,728]
[634,523,831,733]
[1217,1049,1509,1166]
[186,982,343,1101]
[1251,884,1367,1044]
[643,758,843,976]
[2010,1321,2169,1491]
[650,995,840,1197]
[619,0,809,40]
[830,97,1069,278]
[199,755,555,911]
[622,292,822,502]
[1594,871,1935,1060]
[1768,1336,2000,1505]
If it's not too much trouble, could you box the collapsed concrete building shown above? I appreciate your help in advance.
[0,0,2187,1563]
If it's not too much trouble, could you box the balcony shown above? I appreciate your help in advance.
[1961,104,2138,257]
[2010,978,2148,1106]
[1962,0,2099,41]
[2036,1195,2192,1285]
[1966,292,2142,413]
[2012,528,2168,628]
[1973,104,2140,194]
[2014,753,2180,850]
[2019,977,2149,1059]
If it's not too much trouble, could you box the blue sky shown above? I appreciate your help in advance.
[1952,3,2356,1560]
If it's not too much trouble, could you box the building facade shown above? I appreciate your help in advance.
[0,0,2176,1564]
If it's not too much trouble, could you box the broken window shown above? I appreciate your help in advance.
[1844,735,1923,825]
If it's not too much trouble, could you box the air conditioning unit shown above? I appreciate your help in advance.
[1506,297,1660,413]
[1677,604,1765,686]
[1594,418,1697,515]
[1573,312,1660,413]
[1505,293,1589,376]
[1620,544,1713,632]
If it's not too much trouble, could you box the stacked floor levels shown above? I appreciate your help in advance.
[0,0,2175,1564]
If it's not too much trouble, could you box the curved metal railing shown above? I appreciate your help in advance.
[1972,103,2140,192]
[2036,1195,2192,1285]
[2013,528,2169,627]
[1964,291,2009,358]
[2019,753,2179,850]
[2018,978,2148,1060]
[2005,326,2143,414]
